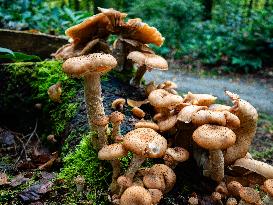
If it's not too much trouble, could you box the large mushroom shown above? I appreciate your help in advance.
[62,53,117,134]
[127,51,168,86]
[193,124,236,182]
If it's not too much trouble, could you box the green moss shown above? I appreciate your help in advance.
[58,133,111,204]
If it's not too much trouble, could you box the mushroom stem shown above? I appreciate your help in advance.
[130,65,146,86]
[110,159,121,194]
[112,122,121,139]
[97,125,108,149]
[125,154,145,180]
[209,150,224,182]
[84,73,105,130]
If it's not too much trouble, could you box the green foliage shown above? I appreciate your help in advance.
[127,0,203,57]
[58,133,111,204]
[0,47,41,62]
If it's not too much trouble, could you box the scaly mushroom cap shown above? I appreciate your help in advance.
[158,115,177,132]
[233,158,273,179]
[92,115,109,127]
[97,7,127,28]
[134,121,159,131]
[120,185,152,205]
[239,187,262,205]
[143,174,166,191]
[121,18,165,46]
[183,92,217,106]
[264,179,273,197]
[192,110,226,126]
[112,98,126,110]
[109,111,125,123]
[63,53,117,77]
[65,13,111,44]
[127,51,168,70]
[148,89,183,109]
[177,105,207,123]
[165,147,189,162]
[209,104,231,111]
[117,176,133,188]
[148,189,163,204]
[192,124,236,150]
[123,128,167,158]
[98,143,128,160]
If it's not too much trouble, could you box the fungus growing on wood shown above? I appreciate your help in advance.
[224,91,258,165]
[177,105,207,123]
[193,124,236,182]
[47,82,62,102]
[163,147,189,168]
[183,92,217,106]
[112,98,126,111]
[62,53,117,132]
[120,186,152,205]
[127,51,168,86]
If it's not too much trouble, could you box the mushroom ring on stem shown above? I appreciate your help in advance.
[62,53,117,132]
[192,124,236,182]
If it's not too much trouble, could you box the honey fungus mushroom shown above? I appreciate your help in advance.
[109,111,125,139]
[120,186,152,205]
[127,51,168,86]
[47,82,62,102]
[224,91,258,165]
[183,92,217,106]
[193,124,236,182]
[92,115,109,148]
[62,53,117,133]
[163,147,189,168]
[112,98,126,111]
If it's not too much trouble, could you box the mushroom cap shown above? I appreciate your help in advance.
[127,99,149,108]
[211,192,222,201]
[112,98,126,110]
[65,13,111,44]
[121,18,165,46]
[233,158,273,179]
[127,51,168,70]
[209,104,231,111]
[109,111,125,123]
[191,110,226,126]
[120,185,152,205]
[97,7,127,27]
[226,197,237,205]
[92,115,109,126]
[62,53,117,77]
[134,121,159,131]
[131,107,146,119]
[143,174,166,191]
[158,115,177,132]
[264,179,273,197]
[117,176,133,188]
[183,92,217,106]
[165,147,189,162]
[177,105,207,123]
[98,143,128,160]
[192,124,236,150]
[239,187,261,204]
[123,128,167,158]
[148,189,163,204]
[148,89,183,109]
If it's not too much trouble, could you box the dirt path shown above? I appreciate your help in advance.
[145,69,273,115]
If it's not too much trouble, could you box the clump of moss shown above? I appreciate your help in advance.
[58,133,111,204]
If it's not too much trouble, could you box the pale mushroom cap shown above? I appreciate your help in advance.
[233,158,273,179]
[134,121,159,131]
[148,89,183,109]
[120,186,152,205]
[127,51,168,70]
[112,98,126,109]
[131,107,146,119]
[127,99,149,108]
[63,53,117,77]
[191,110,226,126]
[158,115,177,132]
[109,111,125,123]
[209,104,231,111]
[98,143,128,160]
[165,147,189,162]
[183,92,217,106]
[264,179,273,197]
[123,128,167,158]
[192,124,236,150]
[239,187,261,204]
[177,105,207,123]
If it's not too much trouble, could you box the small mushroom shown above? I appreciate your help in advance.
[47,82,62,102]
[74,175,85,192]
[134,120,159,131]
[128,51,168,86]
[92,115,109,148]
[183,92,217,106]
[177,105,207,123]
[193,124,236,182]
[211,192,222,204]
[215,181,229,197]
[239,187,262,205]
[148,189,163,204]
[109,111,125,139]
[112,98,126,111]
[163,147,189,168]
[188,196,199,205]
[131,107,145,119]
[145,81,157,96]
[47,134,57,143]
[120,185,152,205]
[262,179,273,204]
[157,114,178,132]
[226,197,238,205]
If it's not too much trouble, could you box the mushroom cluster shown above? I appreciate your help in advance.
[55,7,273,205]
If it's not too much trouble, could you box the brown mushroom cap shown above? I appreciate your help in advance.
[143,174,166,191]
[177,105,207,123]
[123,128,167,158]
[131,107,146,119]
[109,111,125,123]
[264,179,273,197]
[112,98,126,110]
[158,115,177,132]
[127,99,149,108]
[92,115,109,126]
[148,189,163,204]
[121,18,165,46]
[183,92,217,106]
[134,121,159,131]
[165,147,189,162]
[209,104,231,111]
[117,176,133,188]
[97,7,127,27]
[98,143,128,160]
[127,51,168,70]
[226,197,237,205]
[120,185,152,205]
[233,158,273,179]
[192,124,236,150]
[149,89,183,109]
[191,110,226,126]
[63,53,117,77]
[239,187,261,204]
